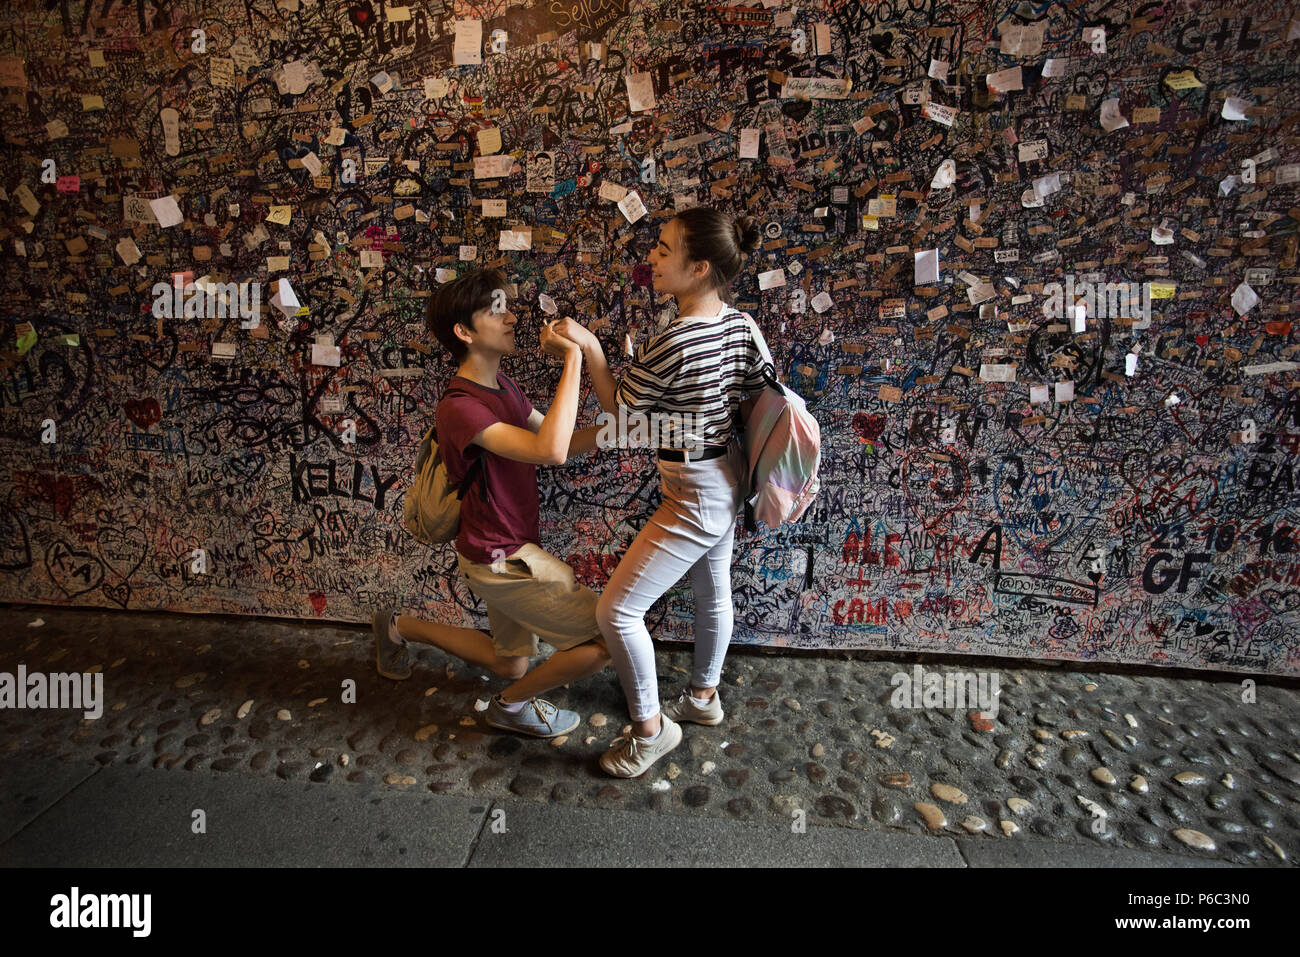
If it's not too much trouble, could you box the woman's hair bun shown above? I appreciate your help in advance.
[733,214,761,254]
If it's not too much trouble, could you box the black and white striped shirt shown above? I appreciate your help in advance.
[615,305,770,448]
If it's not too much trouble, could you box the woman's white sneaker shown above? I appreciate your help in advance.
[662,689,724,726]
[599,714,683,778]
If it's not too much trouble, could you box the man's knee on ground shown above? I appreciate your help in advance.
[491,654,530,680]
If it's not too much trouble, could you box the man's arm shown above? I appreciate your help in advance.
[473,325,583,466]
[527,410,601,459]
[552,319,618,413]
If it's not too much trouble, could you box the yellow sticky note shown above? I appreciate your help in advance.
[81,94,105,110]
[1165,71,1204,90]
[89,50,105,67]
[266,205,292,225]
[1149,282,1176,299]
[388,4,411,20]
[477,127,501,155]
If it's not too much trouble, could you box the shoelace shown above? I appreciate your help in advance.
[528,698,555,732]
[617,734,642,762]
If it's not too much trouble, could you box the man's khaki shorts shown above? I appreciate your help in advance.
[457,543,601,657]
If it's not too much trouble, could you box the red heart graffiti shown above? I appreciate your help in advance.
[123,398,162,430]
[1194,334,1208,347]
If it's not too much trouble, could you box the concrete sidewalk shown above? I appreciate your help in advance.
[0,753,1238,867]
[1,605,1297,868]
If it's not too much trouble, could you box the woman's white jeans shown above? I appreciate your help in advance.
[596,443,745,722]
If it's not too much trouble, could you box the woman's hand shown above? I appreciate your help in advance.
[551,317,599,355]
[540,320,581,359]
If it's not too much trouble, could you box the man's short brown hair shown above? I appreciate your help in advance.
[425,267,507,362]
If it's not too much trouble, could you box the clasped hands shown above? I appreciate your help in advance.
[538,316,600,360]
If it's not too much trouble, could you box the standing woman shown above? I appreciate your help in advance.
[554,207,767,777]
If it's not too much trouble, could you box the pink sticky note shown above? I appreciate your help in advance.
[56,175,81,194]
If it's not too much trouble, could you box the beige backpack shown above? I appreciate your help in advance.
[402,388,488,544]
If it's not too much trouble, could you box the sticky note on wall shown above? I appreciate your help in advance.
[454,20,483,65]
[626,72,656,112]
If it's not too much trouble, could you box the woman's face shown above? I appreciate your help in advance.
[648,218,708,298]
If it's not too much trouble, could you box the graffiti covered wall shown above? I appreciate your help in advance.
[2,0,1299,674]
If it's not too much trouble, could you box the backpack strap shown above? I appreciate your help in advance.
[723,308,780,390]
[719,310,767,534]
[438,384,491,503]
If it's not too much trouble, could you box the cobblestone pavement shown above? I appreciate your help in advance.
[2,605,1297,866]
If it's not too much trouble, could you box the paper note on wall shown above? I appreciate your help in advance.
[599,180,628,202]
[626,72,656,112]
[477,127,502,155]
[1018,140,1048,161]
[986,66,1023,93]
[1099,98,1129,133]
[116,238,141,265]
[499,228,532,250]
[922,101,958,126]
[1231,283,1258,316]
[618,190,647,224]
[274,60,310,95]
[473,155,514,179]
[454,20,483,65]
[150,196,183,228]
[0,56,29,89]
[914,249,939,284]
[1000,23,1043,55]
[311,344,341,366]
[1165,70,1204,89]
[1222,97,1251,121]
[739,128,760,159]
[15,184,40,217]
[931,158,956,188]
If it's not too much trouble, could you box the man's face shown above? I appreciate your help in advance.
[462,290,517,356]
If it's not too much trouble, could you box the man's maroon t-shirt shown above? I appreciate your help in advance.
[435,373,538,565]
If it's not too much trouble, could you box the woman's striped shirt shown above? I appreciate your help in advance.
[614,304,770,448]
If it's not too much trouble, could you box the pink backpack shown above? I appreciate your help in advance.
[733,312,822,532]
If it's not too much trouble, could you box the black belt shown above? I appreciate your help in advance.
[658,445,726,462]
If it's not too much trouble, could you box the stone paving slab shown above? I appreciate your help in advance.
[956,836,1240,868]
[2,605,1297,868]
[0,761,488,867]
[0,754,99,846]
[0,752,1245,869]
[467,799,967,867]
